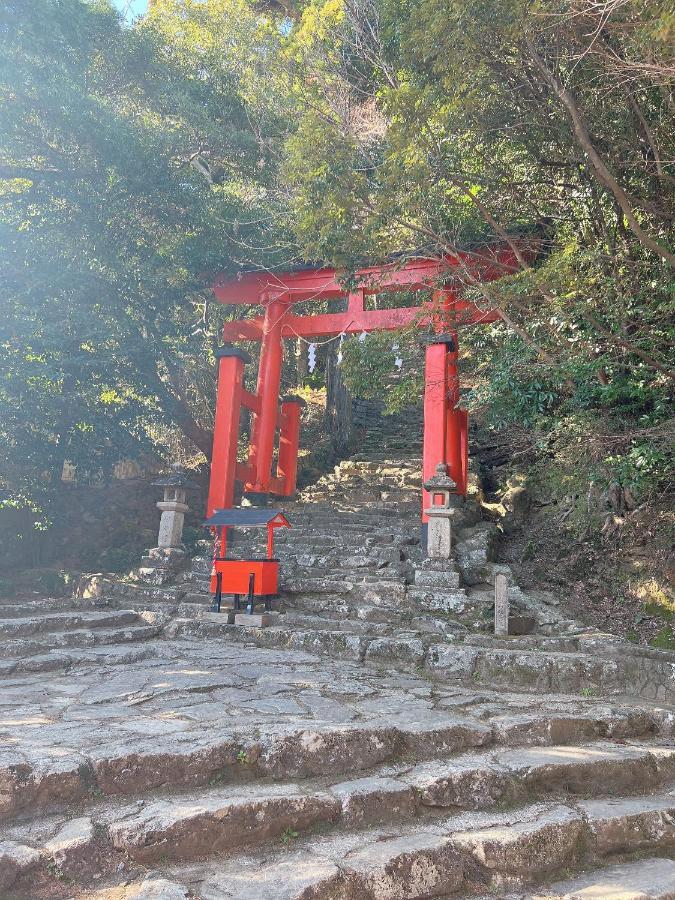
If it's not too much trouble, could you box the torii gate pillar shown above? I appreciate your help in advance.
[247,298,286,494]
[207,346,250,518]
[422,334,468,521]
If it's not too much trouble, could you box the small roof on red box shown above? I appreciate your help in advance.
[203,508,290,528]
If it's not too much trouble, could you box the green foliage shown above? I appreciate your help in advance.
[339,327,423,414]
[604,442,673,498]
[279,0,674,521]
[0,0,280,522]
[2,0,674,567]
[465,328,559,428]
[650,626,675,651]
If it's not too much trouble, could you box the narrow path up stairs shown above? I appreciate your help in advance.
[2,449,675,897]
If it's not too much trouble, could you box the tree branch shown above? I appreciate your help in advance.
[525,36,675,268]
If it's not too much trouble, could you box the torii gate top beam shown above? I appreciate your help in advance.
[212,247,522,341]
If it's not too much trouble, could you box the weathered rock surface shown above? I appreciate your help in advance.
[3,451,675,899]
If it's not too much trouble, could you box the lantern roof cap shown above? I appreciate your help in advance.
[424,463,457,492]
[152,464,199,490]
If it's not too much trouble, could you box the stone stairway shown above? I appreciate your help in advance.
[0,603,162,676]
[146,454,673,705]
[2,451,675,898]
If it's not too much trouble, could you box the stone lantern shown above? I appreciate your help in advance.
[423,463,457,560]
[138,464,198,585]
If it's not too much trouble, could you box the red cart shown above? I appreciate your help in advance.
[203,508,290,614]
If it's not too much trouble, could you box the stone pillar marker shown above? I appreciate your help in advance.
[494,571,509,636]
[138,464,198,585]
[423,463,457,559]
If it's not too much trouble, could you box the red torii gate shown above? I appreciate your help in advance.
[206,248,519,520]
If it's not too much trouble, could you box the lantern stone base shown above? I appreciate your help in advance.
[138,547,187,586]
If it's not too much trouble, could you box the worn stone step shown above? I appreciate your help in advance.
[88,793,675,898]
[0,598,79,619]
[282,576,407,599]
[402,742,675,810]
[413,568,461,589]
[279,611,392,635]
[102,744,675,866]
[408,586,472,611]
[277,532,401,548]
[0,711,494,821]
[283,577,355,595]
[0,609,141,639]
[535,856,675,899]
[465,633,582,653]
[107,782,342,864]
[425,643,675,702]
[291,567,406,583]
[6,690,658,825]
[0,623,163,657]
[0,641,162,678]
[76,577,188,605]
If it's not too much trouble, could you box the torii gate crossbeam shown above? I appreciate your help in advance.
[207,248,520,520]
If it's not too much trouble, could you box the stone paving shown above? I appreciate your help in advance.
[2,627,675,898]
[2,451,675,897]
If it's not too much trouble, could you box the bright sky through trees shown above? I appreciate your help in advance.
[112,0,147,22]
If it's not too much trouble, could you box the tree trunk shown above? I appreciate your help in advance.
[325,345,353,454]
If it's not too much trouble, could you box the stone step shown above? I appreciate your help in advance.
[96,743,675,866]
[289,567,406,583]
[0,622,163,658]
[282,577,407,599]
[536,856,675,899]
[300,490,419,505]
[281,596,405,623]
[0,711,492,823]
[408,586,472,611]
[401,742,675,809]
[303,511,414,525]
[465,633,583,653]
[182,605,675,703]
[425,644,675,702]
[0,598,80,619]
[413,568,461,589]
[0,641,162,677]
[0,609,141,639]
[278,611,392,635]
[16,788,675,895]
[4,666,662,825]
[277,532,404,548]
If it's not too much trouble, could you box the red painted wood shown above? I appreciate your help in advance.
[211,559,279,595]
[221,302,500,342]
[208,244,534,517]
[240,389,261,413]
[422,342,449,521]
[276,400,302,496]
[212,248,523,305]
[207,354,245,516]
[445,346,463,496]
[458,409,469,496]
[247,299,286,492]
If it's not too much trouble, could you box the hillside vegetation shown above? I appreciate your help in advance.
[0,0,672,631]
